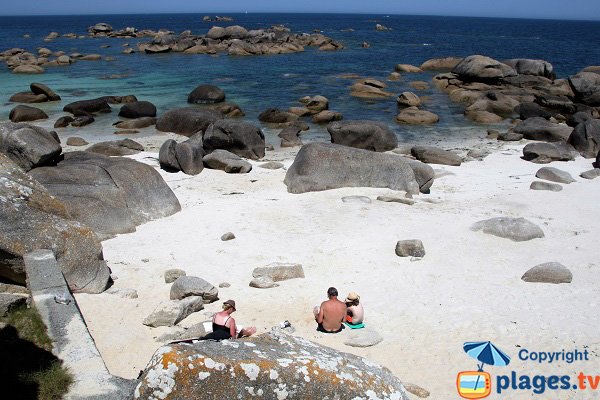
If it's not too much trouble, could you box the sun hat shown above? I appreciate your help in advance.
[345,292,360,302]
[223,299,236,310]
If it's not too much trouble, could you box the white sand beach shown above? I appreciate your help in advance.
[75,139,600,399]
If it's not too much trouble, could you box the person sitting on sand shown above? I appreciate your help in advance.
[201,300,257,341]
[313,287,347,333]
[344,291,364,325]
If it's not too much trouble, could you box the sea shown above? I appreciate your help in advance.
[1,13,599,147]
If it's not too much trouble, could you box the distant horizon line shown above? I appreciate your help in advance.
[0,11,599,23]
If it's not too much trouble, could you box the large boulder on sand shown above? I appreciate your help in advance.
[568,119,600,158]
[86,139,144,156]
[522,142,576,164]
[9,105,48,122]
[159,135,205,175]
[187,84,225,104]
[0,122,61,171]
[203,119,265,160]
[452,55,516,81]
[522,262,572,284]
[284,143,434,194]
[156,107,223,136]
[327,120,398,152]
[170,276,218,302]
[29,151,181,238]
[134,331,409,400]
[513,117,573,142]
[118,101,157,118]
[471,217,544,242]
[411,145,462,166]
[0,153,110,293]
[203,150,252,173]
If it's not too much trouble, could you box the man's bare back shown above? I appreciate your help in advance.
[315,287,346,333]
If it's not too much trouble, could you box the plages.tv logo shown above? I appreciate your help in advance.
[457,341,511,399]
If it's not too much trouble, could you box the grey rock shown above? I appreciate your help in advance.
[327,120,398,152]
[284,143,433,194]
[498,132,524,141]
[580,168,600,179]
[156,107,223,136]
[312,110,343,124]
[522,142,576,164]
[252,263,304,282]
[420,57,463,71]
[258,161,284,169]
[521,262,572,284]
[305,95,329,113]
[0,293,27,317]
[66,137,88,146]
[278,124,305,148]
[0,283,28,295]
[203,119,265,160]
[30,82,61,101]
[341,195,372,204]
[471,217,544,242]
[452,55,516,81]
[249,276,279,288]
[170,276,218,302]
[118,101,157,118]
[396,92,421,107]
[164,269,186,284]
[0,121,62,171]
[513,117,573,142]
[162,322,207,342]
[503,59,554,79]
[395,240,425,257]
[9,105,48,122]
[142,296,205,327]
[220,232,235,241]
[9,92,48,103]
[30,151,181,238]
[530,181,563,191]
[113,117,156,129]
[344,327,383,348]
[377,195,415,205]
[159,137,205,175]
[569,72,600,106]
[396,107,440,125]
[218,282,230,288]
[411,145,462,166]
[535,167,576,184]
[55,116,74,128]
[63,98,111,115]
[515,102,552,120]
[0,153,110,293]
[105,288,138,299]
[70,115,95,128]
[135,331,409,400]
[568,119,600,158]
[403,383,431,398]
[187,84,225,104]
[203,149,252,173]
[258,108,299,124]
[86,139,144,156]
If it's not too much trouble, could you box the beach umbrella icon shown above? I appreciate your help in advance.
[463,341,511,371]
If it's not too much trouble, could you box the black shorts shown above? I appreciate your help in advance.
[316,323,344,333]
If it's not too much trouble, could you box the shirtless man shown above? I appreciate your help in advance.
[313,287,347,333]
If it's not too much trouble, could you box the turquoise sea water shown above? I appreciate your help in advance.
[1,13,599,146]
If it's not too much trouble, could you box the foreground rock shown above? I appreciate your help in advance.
[471,217,544,242]
[327,120,398,152]
[411,145,462,166]
[134,331,409,400]
[9,105,48,122]
[156,108,223,136]
[568,119,600,158]
[530,181,562,191]
[521,262,572,284]
[284,143,434,194]
[30,151,181,238]
[395,240,426,257]
[0,153,110,292]
[203,119,265,159]
[86,139,144,156]
[0,122,61,171]
[142,296,204,327]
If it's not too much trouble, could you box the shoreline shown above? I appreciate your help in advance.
[73,138,599,398]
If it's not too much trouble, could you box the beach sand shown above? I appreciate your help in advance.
[74,140,600,399]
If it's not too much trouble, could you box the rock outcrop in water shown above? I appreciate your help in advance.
[134,331,409,400]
